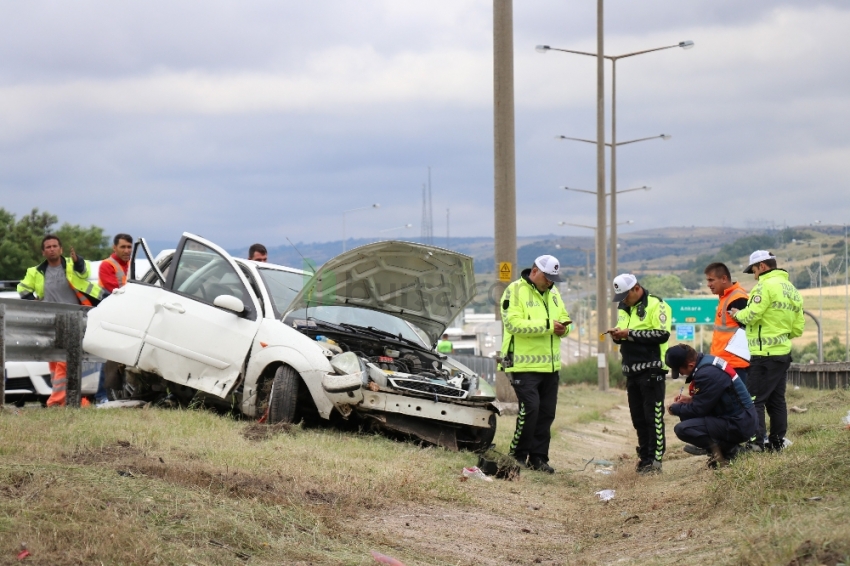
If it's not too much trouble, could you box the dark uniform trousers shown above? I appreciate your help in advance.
[509,371,559,463]
[626,371,667,463]
[747,354,792,445]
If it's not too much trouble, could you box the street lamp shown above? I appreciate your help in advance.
[378,223,414,240]
[342,204,380,252]
[563,184,651,197]
[539,39,692,327]
[814,220,823,324]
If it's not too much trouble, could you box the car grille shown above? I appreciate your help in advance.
[387,377,468,400]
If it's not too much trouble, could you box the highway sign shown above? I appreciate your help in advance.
[666,297,717,325]
[676,323,695,341]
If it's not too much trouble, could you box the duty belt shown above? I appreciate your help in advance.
[622,360,664,374]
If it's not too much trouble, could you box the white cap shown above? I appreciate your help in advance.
[534,255,564,283]
[744,250,776,273]
[612,273,638,303]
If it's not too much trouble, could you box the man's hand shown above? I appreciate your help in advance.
[673,394,692,404]
[609,327,629,340]
[553,321,567,336]
[728,307,739,317]
[70,247,78,262]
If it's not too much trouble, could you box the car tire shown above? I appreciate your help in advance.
[267,365,300,424]
[457,413,497,453]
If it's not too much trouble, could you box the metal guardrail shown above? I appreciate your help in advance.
[451,353,497,385]
[0,298,90,407]
[787,362,850,390]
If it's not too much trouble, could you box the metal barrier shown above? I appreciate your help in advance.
[0,298,90,407]
[451,353,497,385]
[787,362,850,390]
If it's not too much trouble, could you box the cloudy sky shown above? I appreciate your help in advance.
[1,1,848,250]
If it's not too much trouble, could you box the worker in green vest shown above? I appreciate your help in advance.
[436,333,454,354]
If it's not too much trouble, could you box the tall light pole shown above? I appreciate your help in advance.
[814,220,823,325]
[342,204,380,252]
[538,40,692,329]
[845,223,849,361]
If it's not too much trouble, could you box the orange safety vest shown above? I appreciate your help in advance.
[710,282,749,368]
[100,257,128,289]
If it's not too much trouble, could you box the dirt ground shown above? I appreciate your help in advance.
[348,386,735,566]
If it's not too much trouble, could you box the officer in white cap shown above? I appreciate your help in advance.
[499,255,571,473]
[606,273,671,474]
[728,250,804,452]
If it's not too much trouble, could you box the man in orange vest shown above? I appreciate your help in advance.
[704,262,750,383]
[94,233,133,404]
[679,262,750,456]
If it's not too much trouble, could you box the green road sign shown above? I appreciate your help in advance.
[666,297,718,325]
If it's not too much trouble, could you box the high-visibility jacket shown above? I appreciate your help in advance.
[99,254,129,292]
[500,270,570,373]
[17,256,105,306]
[732,269,804,356]
[613,290,671,375]
[436,340,453,354]
[710,282,749,368]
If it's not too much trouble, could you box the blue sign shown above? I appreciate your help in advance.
[676,324,695,341]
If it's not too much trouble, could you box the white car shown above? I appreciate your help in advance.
[83,233,498,451]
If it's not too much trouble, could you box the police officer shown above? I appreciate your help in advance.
[729,250,804,452]
[500,255,570,473]
[607,274,671,474]
[666,344,757,468]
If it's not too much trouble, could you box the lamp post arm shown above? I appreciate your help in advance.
[613,43,683,60]
[614,134,670,147]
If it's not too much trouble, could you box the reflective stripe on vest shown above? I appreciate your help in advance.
[714,287,748,333]
[100,257,128,289]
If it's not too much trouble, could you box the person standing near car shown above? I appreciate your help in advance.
[499,255,570,473]
[17,235,106,406]
[704,262,750,383]
[94,233,133,404]
[436,333,454,354]
[607,274,671,474]
[248,243,268,262]
[729,250,804,452]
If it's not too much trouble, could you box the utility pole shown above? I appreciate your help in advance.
[493,0,517,305]
[595,0,610,390]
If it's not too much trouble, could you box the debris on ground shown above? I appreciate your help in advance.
[477,450,521,480]
[96,400,147,409]
[843,410,850,429]
[461,466,493,482]
[595,489,616,502]
[17,543,30,560]
[789,406,808,413]
[208,539,250,560]
[371,550,406,565]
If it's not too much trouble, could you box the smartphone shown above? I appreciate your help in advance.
[560,320,572,326]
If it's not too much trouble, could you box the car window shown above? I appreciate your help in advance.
[257,268,306,318]
[171,242,252,311]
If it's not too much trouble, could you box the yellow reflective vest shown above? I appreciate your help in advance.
[613,291,671,375]
[17,257,105,306]
[500,270,570,373]
[732,269,804,356]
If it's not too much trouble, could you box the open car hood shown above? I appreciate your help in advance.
[285,241,476,346]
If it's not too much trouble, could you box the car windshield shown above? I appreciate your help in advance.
[285,305,429,348]
[257,268,307,317]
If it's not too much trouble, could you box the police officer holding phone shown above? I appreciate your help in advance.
[499,255,571,473]
[607,274,671,474]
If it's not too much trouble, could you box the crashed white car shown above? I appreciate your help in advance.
[83,233,497,450]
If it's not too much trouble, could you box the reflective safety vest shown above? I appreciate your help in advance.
[436,340,453,354]
[100,256,128,289]
[732,269,804,356]
[710,283,749,368]
[499,270,570,373]
[614,291,671,375]
[17,257,105,306]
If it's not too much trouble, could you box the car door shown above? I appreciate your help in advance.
[83,239,167,365]
[136,233,262,398]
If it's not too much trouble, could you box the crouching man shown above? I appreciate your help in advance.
[665,344,757,468]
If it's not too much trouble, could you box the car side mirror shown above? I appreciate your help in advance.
[213,294,246,315]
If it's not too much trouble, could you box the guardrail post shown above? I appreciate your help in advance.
[63,312,84,408]
[0,304,6,404]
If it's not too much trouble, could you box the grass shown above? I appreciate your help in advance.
[1,384,849,565]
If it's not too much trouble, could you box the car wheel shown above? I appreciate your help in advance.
[457,413,497,453]
[267,365,300,424]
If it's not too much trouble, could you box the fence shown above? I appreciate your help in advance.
[451,353,497,385]
[0,298,90,407]
[787,362,850,390]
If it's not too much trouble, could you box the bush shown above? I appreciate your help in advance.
[560,356,624,388]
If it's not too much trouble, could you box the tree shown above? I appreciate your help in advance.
[0,208,111,281]
[639,274,685,299]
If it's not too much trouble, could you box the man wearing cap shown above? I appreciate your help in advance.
[499,255,570,473]
[665,344,757,468]
[607,274,671,474]
[729,250,804,452]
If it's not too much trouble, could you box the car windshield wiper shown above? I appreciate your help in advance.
[337,322,428,351]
